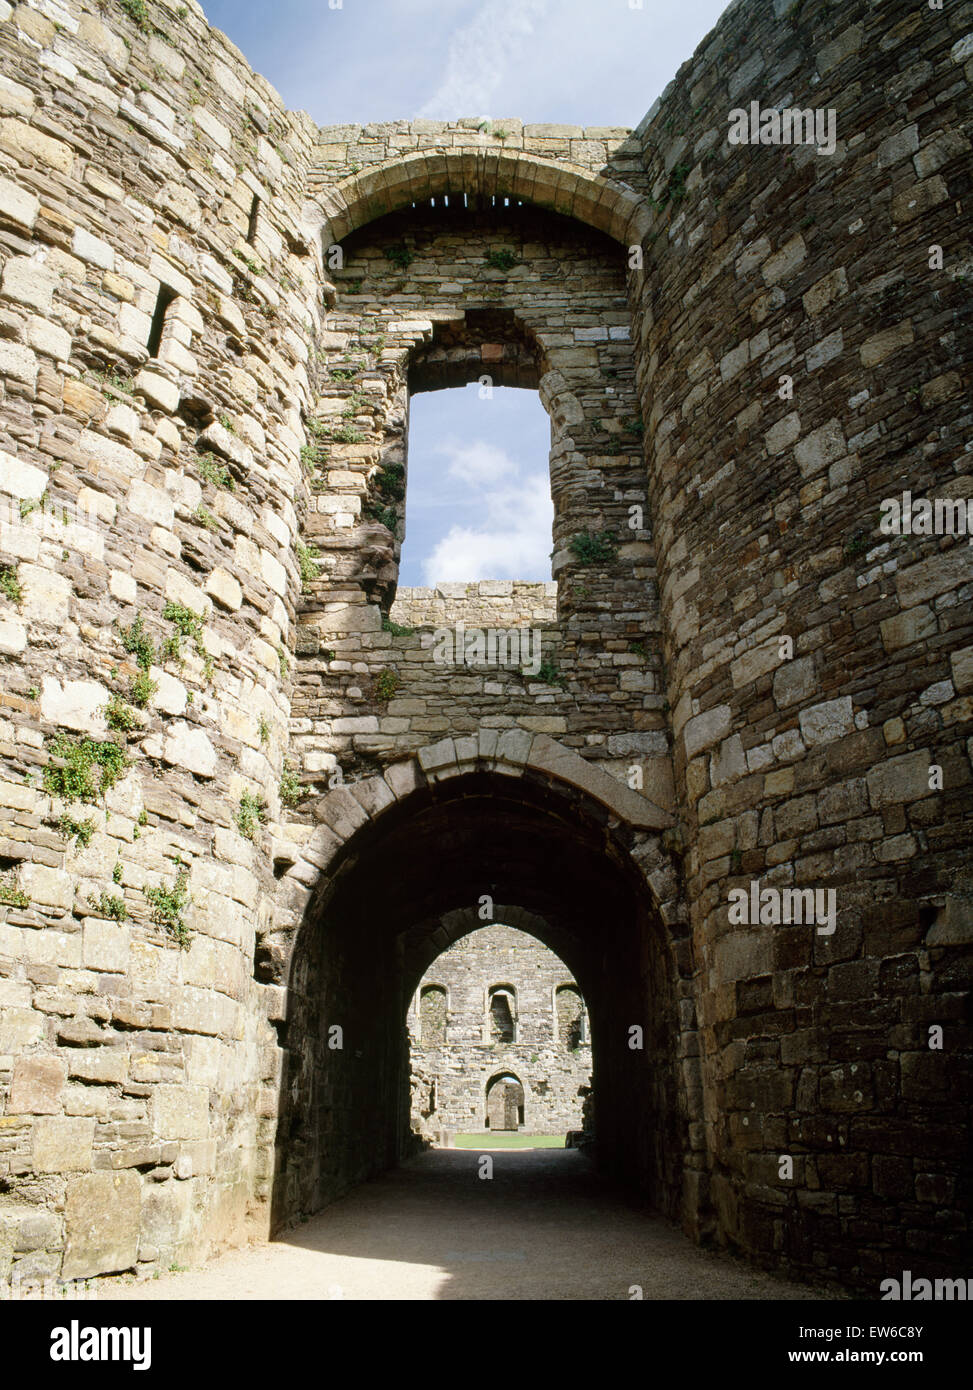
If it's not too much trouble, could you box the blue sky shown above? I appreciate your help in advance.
[402,386,552,586]
[199,0,731,128]
[199,0,731,584]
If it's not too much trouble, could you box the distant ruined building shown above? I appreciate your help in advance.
[407,923,592,1140]
[0,0,969,1294]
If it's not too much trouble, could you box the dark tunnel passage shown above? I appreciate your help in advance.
[270,771,691,1233]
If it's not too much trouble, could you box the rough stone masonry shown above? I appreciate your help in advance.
[0,0,969,1294]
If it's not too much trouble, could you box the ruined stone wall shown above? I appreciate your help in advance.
[390,581,557,631]
[628,0,972,1280]
[407,923,592,1137]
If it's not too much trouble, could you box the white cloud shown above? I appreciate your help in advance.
[421,457,552,583]
[440,437,517,486]
[415,0,551,119]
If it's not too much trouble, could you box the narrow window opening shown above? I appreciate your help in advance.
[247,193,261,245]
[147,283,177,360]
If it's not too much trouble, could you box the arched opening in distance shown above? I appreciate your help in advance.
[485,1074,525,1131]
[406,922,593,1144]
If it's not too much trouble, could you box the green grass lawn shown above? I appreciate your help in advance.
[452,1133,567,1149]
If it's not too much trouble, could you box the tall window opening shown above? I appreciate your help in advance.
[398,384,552,586]
[556,985,587,1050]
[488,986,517,1043]
[419,985,447,1045]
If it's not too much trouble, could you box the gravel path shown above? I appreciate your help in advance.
[111,1148,841,1301]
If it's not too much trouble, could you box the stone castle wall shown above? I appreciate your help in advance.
[0,0,968,1293]
[628,0,972,1275]
[407,923,592,1138]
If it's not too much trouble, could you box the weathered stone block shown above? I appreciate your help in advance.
[866,749,934,809]
[153,1084,210,1140]
[32,1116,94,1173]
[62,1172,140,1280]
[8,1055,66,1114]
[798,698,854,747]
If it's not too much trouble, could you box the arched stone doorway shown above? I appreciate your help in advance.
[263,736,696,1238]
[485,1074,525,1132]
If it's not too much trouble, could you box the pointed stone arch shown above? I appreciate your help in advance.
[263,729,678,985]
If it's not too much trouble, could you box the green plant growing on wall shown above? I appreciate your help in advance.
[196,452,234,490]
[0,874,28,909]
[658,163,691,207]
[300,442,326,471]
[145,867,192,949]
[365,502,397,532]
[278,646,289,679]
[128,670,157,708]
[118,0,151,33]
[44,736,129,805]
[58,814,95,849]
[96,892,128,921]
[258,717,270,745]
[382,615,413,637]
[533,660,567,689]
[118,613,155,671]
[375,463,405,501]
[569,530,618,566]
[296,543,320,592]
[0,566,22,604]
[162,602,208,670]
[628,641,646,659]
[342,393,365,419]
[385,244,413,270]
[844,529,869,558]
[375,668,399,701]
[195,504,219,532]
[104,694,139,734]
[279,765,301,808]
[485,249,517,272]
[234,791,267,840]
[113,860,123,884]
[331,424,364,444]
